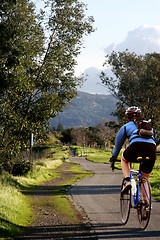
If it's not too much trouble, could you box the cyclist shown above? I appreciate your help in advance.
[110,106,156,194]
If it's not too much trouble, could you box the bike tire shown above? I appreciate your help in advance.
[120,179,131,225]
[137,177,151,230]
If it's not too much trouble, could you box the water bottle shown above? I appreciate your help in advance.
[131,178,137,196]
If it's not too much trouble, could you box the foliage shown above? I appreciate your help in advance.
[56,122,64,133]
[90,122,115,148]
[100,51,160,131]
[61,127,75,144]
[0,0,94,173]
[61,123,115,149]
[12,159,33,176]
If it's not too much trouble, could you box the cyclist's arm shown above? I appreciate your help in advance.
[112,126,126,158]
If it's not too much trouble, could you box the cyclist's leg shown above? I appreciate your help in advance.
[122,144,135,179]
[121,155,131,193]
[140,155,155,202]
[141,171,151,202]
[121,155,130,179]
[141,171,150,179]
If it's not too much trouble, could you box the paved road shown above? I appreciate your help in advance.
[70,157,160,240]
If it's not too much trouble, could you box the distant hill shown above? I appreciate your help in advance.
[50,91,117,129]
[76,67,112,95]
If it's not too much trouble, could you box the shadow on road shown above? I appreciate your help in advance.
[15,223,98,239]
[92,223,160,239]
[15,222,160,240]
[70,185,121,195]
[22,185,121,196]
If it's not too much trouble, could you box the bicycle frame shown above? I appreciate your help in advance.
[130,170,137,208]
[130,170,150,208]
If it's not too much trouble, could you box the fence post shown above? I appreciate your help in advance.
[30,133,34,162]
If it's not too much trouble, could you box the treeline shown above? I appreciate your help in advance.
[54,121,119,149]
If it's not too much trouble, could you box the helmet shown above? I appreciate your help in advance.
[125,106,141,115]
[125,106,141,119]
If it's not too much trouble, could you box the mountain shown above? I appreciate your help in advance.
[77,67,113,95]
[50,91,117,129]
[77,67,108,95]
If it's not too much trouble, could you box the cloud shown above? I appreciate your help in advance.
[105,25,160,54]
[77,25,160,95]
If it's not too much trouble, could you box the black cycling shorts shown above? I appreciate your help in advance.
[123,142,156,174]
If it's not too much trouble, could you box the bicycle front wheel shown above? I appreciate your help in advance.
[137,177,151,230]
[120,179,131,225]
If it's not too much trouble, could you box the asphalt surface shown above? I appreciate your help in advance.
[70,157,160,240]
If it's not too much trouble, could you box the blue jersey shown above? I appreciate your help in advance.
[112,121,156,157]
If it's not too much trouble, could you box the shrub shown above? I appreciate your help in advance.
[12,159,33,176]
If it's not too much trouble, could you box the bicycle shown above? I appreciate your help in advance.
[112,157,152,230]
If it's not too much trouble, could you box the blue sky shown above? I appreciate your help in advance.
[33,0,160,75]
[75,0,160,74]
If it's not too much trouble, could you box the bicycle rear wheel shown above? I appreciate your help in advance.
[120,179,131,224]
[137,177,151,230]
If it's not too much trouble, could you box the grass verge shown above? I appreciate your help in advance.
[71,146,111,163]
[49,161,93,224]
[0,144,68,239]
[150,155,160,201]
[0,144,93,239]
[0,172,32,239]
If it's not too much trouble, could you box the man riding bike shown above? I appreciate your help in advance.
[110,106,156,194]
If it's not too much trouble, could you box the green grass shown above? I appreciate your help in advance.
[50,195,79,223]
[49,161,93,224]
[0,172,32,238]
[71,146,111,163]
[0,144,68,239]
[150,154,160,201]
[16,158,63,188]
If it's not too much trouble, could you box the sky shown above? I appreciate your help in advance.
[33,0,160,76]
[73,0,160,75]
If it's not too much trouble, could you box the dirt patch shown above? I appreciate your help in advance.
[15,161,97,239]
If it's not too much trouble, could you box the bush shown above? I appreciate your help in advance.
[12,159,33,176]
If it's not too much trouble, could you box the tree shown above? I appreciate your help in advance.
[57,122,64,133]
[60,128,74,144]
[72,127,89,147]
[94,122,114,149]
[0,0,94,173]
[0,0,45,172]
[100,51,160,131]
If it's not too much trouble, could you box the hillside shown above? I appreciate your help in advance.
[50,91,117,128]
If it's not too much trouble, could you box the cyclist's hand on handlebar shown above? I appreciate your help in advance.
[110,156,117,172]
